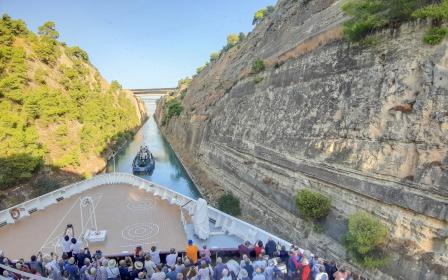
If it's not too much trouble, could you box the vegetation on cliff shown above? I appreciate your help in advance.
[162,98,183,126]
[0,15,141,190]
[253,5,275,25]
[342,0,448,44]
[296,189,331,220]
[218,193,241,216]
[345,212,389,268]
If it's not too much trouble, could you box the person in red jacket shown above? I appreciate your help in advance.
[301,258,311,280]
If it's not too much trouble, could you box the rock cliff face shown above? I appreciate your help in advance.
[155,0,448,279]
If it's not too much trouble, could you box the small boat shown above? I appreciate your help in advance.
[132,146,155,174]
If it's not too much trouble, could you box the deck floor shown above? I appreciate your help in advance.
[0,184,187,259]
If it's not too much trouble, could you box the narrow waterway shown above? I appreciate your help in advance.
[107,96,200,199]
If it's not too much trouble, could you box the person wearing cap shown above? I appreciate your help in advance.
[106,259,120,280]
[85,267,97,280]
[132,261,144,279]
[65,257,80,280]
[166,249,177,267]
[185,240,199,264]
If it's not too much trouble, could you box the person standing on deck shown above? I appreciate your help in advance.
[62,236,72,257]
[149,246,161,265]
[185,240,199,264]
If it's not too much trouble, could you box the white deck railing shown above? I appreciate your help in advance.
[0,173,291,250]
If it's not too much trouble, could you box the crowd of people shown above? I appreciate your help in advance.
[0,238,360,280]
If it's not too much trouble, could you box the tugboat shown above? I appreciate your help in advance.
[132,146,155,174]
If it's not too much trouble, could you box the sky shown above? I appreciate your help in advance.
[1,0,276,88]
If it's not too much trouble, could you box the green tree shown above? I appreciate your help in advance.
[218,193,241,216]
[227,33,240,47]
[345,212,389,268]
[296,189,331,220]
[67,46,89,62]
[162,98,183,125]
[38,21,59,39]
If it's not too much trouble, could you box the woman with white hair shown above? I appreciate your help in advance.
[237,269,250,280]
[315,266,329,280]
[198,261,212,280]
[220,269,232,280]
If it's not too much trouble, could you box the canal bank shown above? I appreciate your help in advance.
[107,96,200,199]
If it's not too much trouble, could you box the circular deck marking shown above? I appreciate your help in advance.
[126,199,156,211]
[122,223,159,241]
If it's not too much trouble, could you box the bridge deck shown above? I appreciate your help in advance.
[0,184,187,259]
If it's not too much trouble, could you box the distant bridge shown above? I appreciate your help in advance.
[129,88,176,96]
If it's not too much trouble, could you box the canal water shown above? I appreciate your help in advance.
[107,96,200,199]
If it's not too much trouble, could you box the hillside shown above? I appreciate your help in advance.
[155,0,448,279]
[0,15,146,208]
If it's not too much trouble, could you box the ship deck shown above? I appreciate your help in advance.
[0,184,187,259]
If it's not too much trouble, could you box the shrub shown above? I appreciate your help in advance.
[226,33,240,48]
[254,76,264,84]
[32,176,61,197]
[341,0,431,42]
[345,212,389,268]
[253,5,275,25]
[67,46,89,62]
[412,0,448,21]
[34,68,47,85]
[196,65,206,75]
[162,98,183,125]
[251,59,265,74]
[210,52,220,62]
[423,27,448,45]
[218,193,241,216]
[178,77,192,88]
[296,189,331,220]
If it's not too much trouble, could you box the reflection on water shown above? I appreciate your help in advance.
[107,96,200,199]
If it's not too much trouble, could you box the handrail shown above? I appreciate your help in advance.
[181,200,193,208]
[0,264,49,280]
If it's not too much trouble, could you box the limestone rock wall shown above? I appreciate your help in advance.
[155,0,448,279]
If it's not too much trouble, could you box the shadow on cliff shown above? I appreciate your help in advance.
[0,153,84,210]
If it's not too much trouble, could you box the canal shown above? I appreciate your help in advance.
[107,96,200,199]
